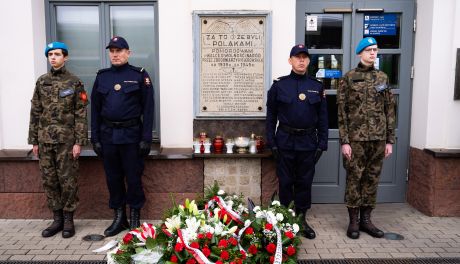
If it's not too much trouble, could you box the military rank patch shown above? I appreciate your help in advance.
[144,77,151,86]
[80,91,88,102]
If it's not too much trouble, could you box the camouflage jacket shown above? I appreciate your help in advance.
[28,66,88,145]
[337,63,395,144]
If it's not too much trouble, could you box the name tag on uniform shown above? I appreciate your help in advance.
[375,83,388,93]
[123,80,138,83]
[59,88,74,97]
[307,90,319,93]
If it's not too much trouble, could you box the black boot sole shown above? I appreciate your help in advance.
[359,226,384,238]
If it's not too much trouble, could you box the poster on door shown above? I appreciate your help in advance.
[363,13,397,36]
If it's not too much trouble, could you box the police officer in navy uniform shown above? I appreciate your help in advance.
[91,36,154,236]
[266,44,328,239]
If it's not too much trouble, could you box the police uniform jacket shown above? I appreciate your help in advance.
[91,63,154,144]
[337,63,395,145]
[28,66,88,146]
[266,71,328,151]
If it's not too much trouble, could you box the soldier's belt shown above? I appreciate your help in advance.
[279,123,317,136]
[103,118,140,128]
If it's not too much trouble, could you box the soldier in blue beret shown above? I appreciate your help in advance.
[29,41,88,238]
[266,44,328,239]
[338,37,395,239]
[91,36,154,236]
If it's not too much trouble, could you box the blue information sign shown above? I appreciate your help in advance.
[363,14,397,36]
[324,69,342,79]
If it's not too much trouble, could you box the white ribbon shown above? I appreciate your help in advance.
[92,239,118,253]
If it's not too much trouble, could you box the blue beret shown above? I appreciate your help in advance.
[45,42,69,57]
[290,44,310,57]
[355,37,377,54]
[106,36,129,49]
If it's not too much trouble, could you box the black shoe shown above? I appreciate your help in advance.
[62,211,75,238]
[359,206,384,238]
[130,208,141,229]
[104,207,129,237]
[42,210,64,238]
[346,207,360,239]
[301,220,316,239]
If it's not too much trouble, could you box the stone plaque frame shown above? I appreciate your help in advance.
[193,11,272,119]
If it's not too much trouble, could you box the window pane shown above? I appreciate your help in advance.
[110,6,155,75]
[305,14,343,49]
[376,54,399,88]
[308,54,343,90]
[56,6,100,92]
[363,13,400,49]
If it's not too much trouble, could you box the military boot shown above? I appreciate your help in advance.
[130,208,141,229]
[359,206,384,238]
[297,210,316,239]
[62,211,75,238]
[42,209,64,237]
[104,207,129,237]
[346,207,360,239]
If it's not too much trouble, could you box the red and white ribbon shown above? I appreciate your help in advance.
[130,222,156,243]
[206,196,243,224]
[177,229,214,264]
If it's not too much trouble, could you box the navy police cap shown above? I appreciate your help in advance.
[45,42,68,57]
[290,44,310,57]
[106,36,129,49]
[356,37,377,54]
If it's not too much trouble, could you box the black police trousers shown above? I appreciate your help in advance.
[276,149,316,212]
[102,143,146,209]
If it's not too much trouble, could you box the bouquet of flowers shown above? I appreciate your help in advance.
[98,182,302,264]
[238,201,301,264]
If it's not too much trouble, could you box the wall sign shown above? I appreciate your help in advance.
[364,13,397,36]
[194,12,271,118]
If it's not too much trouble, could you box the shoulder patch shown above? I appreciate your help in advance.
[308,76,323,85]
[273,75,289,83]
[129,65,144,73]
[97,68,110,74]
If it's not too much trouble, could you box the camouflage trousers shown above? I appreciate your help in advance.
[343,140,385,208]
[38,143,79,212]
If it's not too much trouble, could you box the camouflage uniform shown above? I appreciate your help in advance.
[337,62,395,208]
[28,66,88,212]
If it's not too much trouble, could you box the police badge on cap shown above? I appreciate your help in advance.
[106,36,129,49]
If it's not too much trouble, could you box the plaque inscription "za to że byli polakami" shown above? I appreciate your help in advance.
[200,16,266,116]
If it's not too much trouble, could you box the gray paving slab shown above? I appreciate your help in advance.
[0,203,459,262]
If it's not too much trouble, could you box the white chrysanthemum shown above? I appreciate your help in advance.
[293,223,300,233]
[253,206,261,213]
[255,211,264,219]
[217,190,225,195]
[227,200,234,208]
[271,200,281,206]
[164,215,181,233]
[276,213,284,222]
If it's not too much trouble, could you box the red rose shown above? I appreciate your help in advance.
[202,247,211,257]
[186,258,196,264]
[170,255,178,263]
[190,242,200,249]
[266,243,276,254]
[215,261,223,264]
[248,244,258,255]
[270,255,275,263]
[174,242,184,252]
[285,231,294,239]
[206,232,213,239]
[197,233,205,239]
[228,237,238,246]
[220,250,230,260]
[240,250,246,259]
[245,227,254,235]
[265,223,273,231]
[287,245,296,256]
[122,233,133,244]
[218,239,228,248]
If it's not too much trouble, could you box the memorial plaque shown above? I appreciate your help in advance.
[197,15,268,117]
